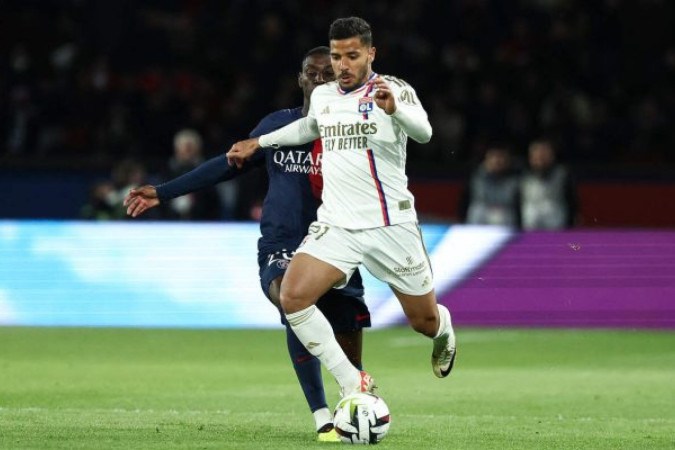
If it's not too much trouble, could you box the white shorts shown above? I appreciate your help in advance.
[296,221,434,295]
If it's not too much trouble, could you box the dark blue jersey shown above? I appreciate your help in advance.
[248,107,320,253]
[155,106,364,298]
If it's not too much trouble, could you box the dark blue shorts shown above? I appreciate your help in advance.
[259,250,371,332]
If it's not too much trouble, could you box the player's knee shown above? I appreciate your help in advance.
[279,286,308,314]
[279,291,294,313]
[409,314,438,338]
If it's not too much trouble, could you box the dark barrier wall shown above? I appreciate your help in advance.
[410,180,675,228]
[0,170,106,219]
[2,170,675,227]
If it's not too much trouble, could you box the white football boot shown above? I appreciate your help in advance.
[432,327,457,378]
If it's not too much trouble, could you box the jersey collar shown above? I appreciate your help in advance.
[337,72,378,95]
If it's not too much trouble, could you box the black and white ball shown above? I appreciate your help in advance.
[333,392,391,444]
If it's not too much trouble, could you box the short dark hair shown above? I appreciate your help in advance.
[303,46,330,61]
[329,17,372,46]
[301,46,330,71]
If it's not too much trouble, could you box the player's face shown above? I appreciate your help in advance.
[299,54,335,100]
[330,37,375,91]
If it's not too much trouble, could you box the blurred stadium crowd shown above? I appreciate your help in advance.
[4,0,674,164]
[1,0,674,220]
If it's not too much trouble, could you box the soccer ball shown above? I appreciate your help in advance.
[333,392,391,444]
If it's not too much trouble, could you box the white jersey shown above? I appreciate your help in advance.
[259,73,432,230]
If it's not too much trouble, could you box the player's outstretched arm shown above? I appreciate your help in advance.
[228,116,320,170]
[125,154,256,217]
[227,138,260,169]
[124,185,159,218]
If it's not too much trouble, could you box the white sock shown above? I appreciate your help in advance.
[286,305,360,391]
[313,407,333,431]
[434,304,452,339]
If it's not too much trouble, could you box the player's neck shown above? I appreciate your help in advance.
[301,100,310,117]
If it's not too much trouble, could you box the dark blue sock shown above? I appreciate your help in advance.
[285,324,327,412]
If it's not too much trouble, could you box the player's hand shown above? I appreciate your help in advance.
[372,76,396,115]
[123,185,159,218]
[226,138,261,169]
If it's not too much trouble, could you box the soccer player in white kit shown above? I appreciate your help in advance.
[228,16,456,396]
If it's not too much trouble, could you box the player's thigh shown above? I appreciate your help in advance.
[281,252,346,310]
[267,276,283,307]
[259,250,294,307]
[362,222,434,295]
[290,221,363,291]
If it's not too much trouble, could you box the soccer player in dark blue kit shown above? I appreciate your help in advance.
[124,46,370,442]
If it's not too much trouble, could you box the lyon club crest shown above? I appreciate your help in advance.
[358,97,374,113]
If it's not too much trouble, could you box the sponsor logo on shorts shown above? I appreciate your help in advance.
[391,257,427,277]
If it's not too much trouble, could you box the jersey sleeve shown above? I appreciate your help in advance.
[307,91,318,120]
[389,82,432,143]
[156,153,262,202]
[258,116,320,149]
[249,111,279,139]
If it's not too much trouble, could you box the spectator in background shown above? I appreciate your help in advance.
[459,144,521,228]
[520,139,578,230]
[106,158,160,219]
[80,159,154,220]
[80,180,120,220]
[163,129,222,220]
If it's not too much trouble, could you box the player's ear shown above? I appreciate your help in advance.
[298,72,303,88]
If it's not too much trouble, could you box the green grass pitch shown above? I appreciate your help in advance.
[1,327,674,449]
